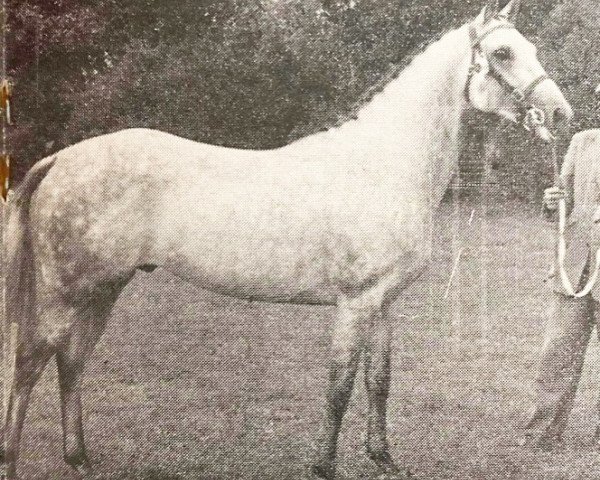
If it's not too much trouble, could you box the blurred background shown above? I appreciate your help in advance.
[6,0,600,194]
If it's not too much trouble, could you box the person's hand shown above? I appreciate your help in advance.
[543,186,566,211]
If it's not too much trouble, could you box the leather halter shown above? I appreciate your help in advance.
[465,21,550,108]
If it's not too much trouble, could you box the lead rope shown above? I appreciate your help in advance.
[552,141,600,297]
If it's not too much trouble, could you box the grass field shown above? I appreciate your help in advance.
[5,196,600,480]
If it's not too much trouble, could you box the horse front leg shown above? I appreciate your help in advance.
[364,309,401,475]
[310,297,369,480]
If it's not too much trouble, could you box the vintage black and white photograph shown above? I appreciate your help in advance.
[1,0,600,479]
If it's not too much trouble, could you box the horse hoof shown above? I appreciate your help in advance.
[65,448,93,475]
[0,465,16,480]
[67,456,93,478]
[308,463,335,480]
[368,451,412,478]
[72,463,93,478]
[594,427,600,450]
[537,434,563,453]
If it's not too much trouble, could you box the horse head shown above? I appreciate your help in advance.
[466,0,573,142]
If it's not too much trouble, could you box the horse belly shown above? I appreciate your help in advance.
[156,190,337,305]
[162,239,337,305]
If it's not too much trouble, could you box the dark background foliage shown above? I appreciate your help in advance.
[7,0,593,196]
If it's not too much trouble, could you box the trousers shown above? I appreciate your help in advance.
[524,292,599,444]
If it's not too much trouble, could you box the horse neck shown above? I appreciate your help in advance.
[333,25,472,207]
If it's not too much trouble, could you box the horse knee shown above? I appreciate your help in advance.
[330,344,362,367]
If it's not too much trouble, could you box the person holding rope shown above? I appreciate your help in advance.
[523,129,600,449]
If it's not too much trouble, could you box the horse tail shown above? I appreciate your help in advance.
[5,156,56,337]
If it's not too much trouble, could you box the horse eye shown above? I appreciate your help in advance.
[493,47,511,61]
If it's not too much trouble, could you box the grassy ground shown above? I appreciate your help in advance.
[5,196,600,479]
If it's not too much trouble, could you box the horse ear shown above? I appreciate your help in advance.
[479,1,499,25]
[499,0,522,22]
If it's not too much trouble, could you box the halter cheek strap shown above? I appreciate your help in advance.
[465,22,550,109]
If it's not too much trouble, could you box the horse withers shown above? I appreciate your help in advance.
[0,1,571,479]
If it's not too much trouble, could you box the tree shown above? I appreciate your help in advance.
[6,0,566,190]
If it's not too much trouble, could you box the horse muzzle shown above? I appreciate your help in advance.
[527,79,573,143]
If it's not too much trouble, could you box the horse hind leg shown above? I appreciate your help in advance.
[0,300,109,480]
[2,339,54,480]
[56,310,109,475]
[56,280,129,476]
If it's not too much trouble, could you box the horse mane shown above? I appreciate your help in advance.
[311,22,470,153]
[288,20,471,207]
[314,26,459,134]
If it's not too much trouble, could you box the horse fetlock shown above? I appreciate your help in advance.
[366,438,389,458]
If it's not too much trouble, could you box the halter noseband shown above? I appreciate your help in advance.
[465,21,550,131]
